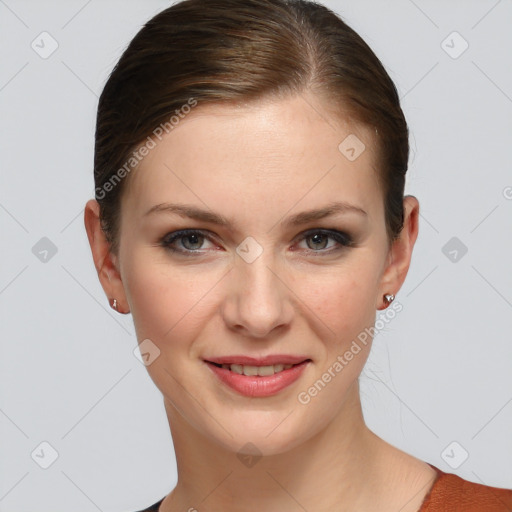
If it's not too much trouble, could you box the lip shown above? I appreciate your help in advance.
[204,355,310,366]
[204,359,311,397]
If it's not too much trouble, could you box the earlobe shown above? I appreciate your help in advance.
[84,199,130,313]
[109,297,130,315]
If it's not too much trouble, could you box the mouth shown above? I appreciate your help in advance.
[203,358,312,397]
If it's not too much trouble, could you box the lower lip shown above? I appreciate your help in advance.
[205,360,310,397]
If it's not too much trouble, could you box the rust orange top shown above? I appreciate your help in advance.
[419,464,512,511]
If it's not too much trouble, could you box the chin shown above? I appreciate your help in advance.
[206,414,313,458]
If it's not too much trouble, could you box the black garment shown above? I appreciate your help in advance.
[134,496,165,512]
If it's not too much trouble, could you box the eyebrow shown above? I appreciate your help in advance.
[144,201,367,228]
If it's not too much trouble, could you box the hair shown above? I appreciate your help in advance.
[94,0,408,257]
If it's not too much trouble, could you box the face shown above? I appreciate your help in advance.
[89,92,414,456]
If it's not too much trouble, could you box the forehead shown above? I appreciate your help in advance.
[122,93,382,224]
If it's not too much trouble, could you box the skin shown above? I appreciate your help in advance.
[84,92,437,512]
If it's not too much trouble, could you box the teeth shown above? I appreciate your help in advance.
[220,363,294,376]
[258,365,278,376]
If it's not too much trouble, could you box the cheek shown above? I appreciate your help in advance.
[294,267,378,339]
[123,260,217,396]
[122,251,223,346]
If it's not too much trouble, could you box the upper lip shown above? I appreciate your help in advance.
[205,355,311,366]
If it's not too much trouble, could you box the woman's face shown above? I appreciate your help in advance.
[104,93,412,455]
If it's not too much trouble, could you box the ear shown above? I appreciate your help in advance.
[83,199,130,314]
[376,195,419,311]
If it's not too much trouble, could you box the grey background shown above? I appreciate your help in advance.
[1,0,511,510]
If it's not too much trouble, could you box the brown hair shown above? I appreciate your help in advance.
[94,0,408,257]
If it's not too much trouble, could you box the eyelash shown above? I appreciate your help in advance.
[160,228,354,257]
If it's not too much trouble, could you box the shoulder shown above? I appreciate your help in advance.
[131,496,165,512]
[420,464,512,512]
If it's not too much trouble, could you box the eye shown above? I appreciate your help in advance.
[294,229,353,255]
[160,229,217,255]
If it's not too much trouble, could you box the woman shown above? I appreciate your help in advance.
[84,0,512,510]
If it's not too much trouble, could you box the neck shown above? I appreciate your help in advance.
[160,381,388,512]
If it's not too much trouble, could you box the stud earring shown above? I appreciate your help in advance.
[110,298,130,314]
[383,293,395,305]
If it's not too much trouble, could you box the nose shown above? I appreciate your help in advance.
[221,251,294,339]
